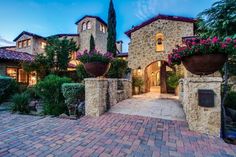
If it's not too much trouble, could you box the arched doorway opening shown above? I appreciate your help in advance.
[144,60,175,93]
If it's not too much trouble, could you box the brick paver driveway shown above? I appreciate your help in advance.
[0,112,236,157]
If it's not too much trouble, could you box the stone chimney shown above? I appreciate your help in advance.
[116,41,123,53]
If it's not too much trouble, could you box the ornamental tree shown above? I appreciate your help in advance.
[90,34,95,51]
[107,0,117,57]
[196,0,236,76]
[45,37,78,73]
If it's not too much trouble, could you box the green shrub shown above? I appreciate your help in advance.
[11,92,30,114]
[107,59,128,78]
[35,75,72,116]
[76,64,91,82]
[132,77,144,87]
[62,83,85,105]
[0,76,19,102]
[225,91,236,110]
[24,87,39,100]
[167,72,181,89]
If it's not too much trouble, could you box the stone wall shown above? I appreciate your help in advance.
[182,77,222,136]
[128,19,194,69]
[85,78,132,117]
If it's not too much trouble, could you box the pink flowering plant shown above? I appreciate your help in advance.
[168,37,236,66]
[77,49,114,64]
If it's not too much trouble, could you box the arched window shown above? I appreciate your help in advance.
[99,24,103,31]
[82,22,86,31]
[87,21,91,29]
[156,33,164,52]
[102,26,106,33]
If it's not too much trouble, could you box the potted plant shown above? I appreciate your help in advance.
[168,37,236,75]
[132,77,144,95]
[77,49,114,77]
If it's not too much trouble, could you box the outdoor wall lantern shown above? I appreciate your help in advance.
[198,89,215,107]
[137,66,141,73]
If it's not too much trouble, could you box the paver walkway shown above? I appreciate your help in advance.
[110,92,185,121]
[0,112,236,157]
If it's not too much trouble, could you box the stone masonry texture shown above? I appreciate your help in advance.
[128,19,194,69]
[85,78,132,117]
[182,77,222,136]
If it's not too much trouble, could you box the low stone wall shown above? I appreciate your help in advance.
[182,77,222,136]
[85,78,132,117]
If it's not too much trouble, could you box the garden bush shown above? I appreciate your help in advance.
[11,92,30,114]
[76,64,91,82]
[107,59,128,78]
[62,83,85,105]
[0,76,19,103]
[167,72,182,89]
[24,87,39,100]
[132,77,144,88]
[35,74,72,116]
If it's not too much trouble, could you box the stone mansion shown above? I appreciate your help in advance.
[0,15,126,85]
[0,14,195,93]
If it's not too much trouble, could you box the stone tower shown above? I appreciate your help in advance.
[76,15,108,53]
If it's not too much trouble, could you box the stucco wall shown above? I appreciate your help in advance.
[77,17,107,53]
[128,19,194,69]
[15,34,46,55]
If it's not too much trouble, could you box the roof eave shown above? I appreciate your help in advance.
[125,14,197,38]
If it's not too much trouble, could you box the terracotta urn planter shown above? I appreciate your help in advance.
[182,53,227,75]
[84,62,111,77]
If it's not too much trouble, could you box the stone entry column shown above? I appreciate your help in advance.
[85,78,108,117]
[160,61,167,93]
[182,77,222,136]
[84,78,132,117]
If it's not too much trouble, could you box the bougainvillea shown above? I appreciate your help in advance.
[77,49,114,64]
[168,37,236,66]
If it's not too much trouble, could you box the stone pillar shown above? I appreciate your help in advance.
[160,61,167,93]
[122,79,132,99]
[182,77,222,136]
[85,78,108,117]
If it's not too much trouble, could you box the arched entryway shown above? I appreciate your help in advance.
[144,60,175,93]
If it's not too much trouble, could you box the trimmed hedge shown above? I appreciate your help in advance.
[0,76,19,103]
[62,83,85,105]
[35,75,72,116]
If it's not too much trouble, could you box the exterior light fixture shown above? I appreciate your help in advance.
[158,61,161,67]
[151,72,154,76]
[137,66,141,73]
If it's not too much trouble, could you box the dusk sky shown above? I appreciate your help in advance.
[0,0,217,52]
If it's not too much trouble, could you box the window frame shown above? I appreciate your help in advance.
[82,22,87,31]
[87,21,91,30]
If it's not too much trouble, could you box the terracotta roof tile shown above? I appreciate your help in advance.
[13,31,46,42]
[75,15,107,26]
[0,49,34,62]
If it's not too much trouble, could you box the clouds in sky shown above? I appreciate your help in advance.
[0,35,15,47]
[135,0,175,20]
